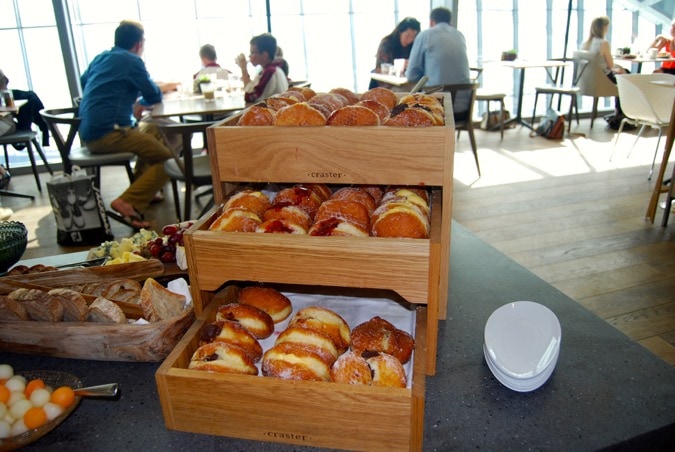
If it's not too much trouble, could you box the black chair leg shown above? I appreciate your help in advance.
[32,138,53,175]
[25,141,42,192]
[531,93,539,127]
[170,180,181,222]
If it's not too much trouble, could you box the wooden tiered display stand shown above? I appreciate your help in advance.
[156,93,454,451]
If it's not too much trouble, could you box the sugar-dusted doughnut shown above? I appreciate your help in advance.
[272,186,323,220]
[385,104,436,127]
[262,205,311,231]
[350,316,415,364]
[380,189,430,217]
[216,302,274,339]
[315,199,370,230]
[330,187,377,216]
[288,86,316,101]
[307,93,344,118]
[384,186,430,205]
[398,93,444,117]
[308,218,370,237]
[199,319,263,361]
[189,341,259,375]
[209,207,261,232]
[295,183,332,203]
[238,286,292,324]
[279,90,306,103]
[367,352,407,388]
[288,306,350,354]
[370,201,429,239]
[361,87,398,110]
[355,99,390,123]
[255,218,307,234]
[361,185,384,204]
[274,102,326,126]
[329,87,360,105]
[330,350,373,385]
[237,104,275,126]
[275,325,339,365]
[326,105,380,126]
[262,342,332,381]
[263,96,298,111]
[224,190,271,217]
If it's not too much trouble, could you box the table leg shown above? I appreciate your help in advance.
[502,68,533,130]
[646,97,675,222]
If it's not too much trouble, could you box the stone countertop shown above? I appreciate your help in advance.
[8,222,675,451]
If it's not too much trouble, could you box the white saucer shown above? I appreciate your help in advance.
[483,343,558,392]
[484,301,561,382]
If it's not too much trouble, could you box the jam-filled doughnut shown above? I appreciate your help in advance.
[330,350,373,385]
[326,105,380,126]
[274,102,326,126]
[224,190,271,217]
[189,341,259,375]
[315,199,371,230]
[288,306,351,354]
[256,219,307,234]
[199,319,263,361]
[238,286,292,324]
[307,93,344,118]
[350,316,415,364]
[262,205,311,231]
[288,86,316,101]
[367,352,407,388]
[272,186,323,220]
[329,87,360,105]
[263,96,298,111]
[355,99,390,123]
[237,104,275,126]
[262,342,332,381]
[362,87,398,110]
[308,218,370,237]
[275,325,339,365]
[361,185,384,204]
[295,183,332,203]
[330,187,377,216]
[209,207,261,232]
[216,303,274,339]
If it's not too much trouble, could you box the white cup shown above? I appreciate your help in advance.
[393,58,406,77]
[647,48,658,59]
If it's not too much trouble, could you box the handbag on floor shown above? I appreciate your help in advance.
[531,107,565,140]
[46,170,113,246]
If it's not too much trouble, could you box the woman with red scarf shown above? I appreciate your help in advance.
[235,33,289,103]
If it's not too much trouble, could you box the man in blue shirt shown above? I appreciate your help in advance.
[79,20,175,229]
[406,7,472,119]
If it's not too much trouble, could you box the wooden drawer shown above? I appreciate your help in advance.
[156,285,428,451]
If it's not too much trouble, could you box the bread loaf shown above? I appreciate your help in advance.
[87,297,127,324]
[140,278,187,322]
[8,288,64,322]
[0,295,29,321]
[48,288,89,322]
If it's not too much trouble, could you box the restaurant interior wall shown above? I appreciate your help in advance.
[0,0,670,170]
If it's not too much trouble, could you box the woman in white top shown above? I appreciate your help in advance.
[581,16,628,121]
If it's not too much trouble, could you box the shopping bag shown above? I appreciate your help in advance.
[46,170,113,246]
[531,107,565,140]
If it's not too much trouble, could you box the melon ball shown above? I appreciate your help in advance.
[0,403,6,419]
[7,391,26,406]
[4,376,26,393]
[0,364,13,380]
[43,402,64,421]
[10,418,28,436]
[0,419,11,439]
[9,399,32,419]
[30,388,51,408]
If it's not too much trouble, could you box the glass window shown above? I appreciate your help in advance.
[0,0,17,28]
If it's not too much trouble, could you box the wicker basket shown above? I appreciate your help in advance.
[0,220,28,272]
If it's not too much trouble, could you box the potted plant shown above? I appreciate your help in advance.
[501,49,517,61]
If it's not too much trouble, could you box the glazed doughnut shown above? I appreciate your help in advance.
[295,183,332,202]
[371,201,429,239]
[189,341,259,375]
[272,186,323,219]
[224,190,271,217]
[237,286,292,323]
[355,99,390,123]
[385,104,436,127]
[315,199,370,230]
[274,102,326,126]
[350,316,415,364]
[330,187,377,216]
[275,325,339,365]
[237,104,275,126]
[255,218,307,234]
[288,306,350,354]
[367,353,407,388]
[216,302,274,339]
[330,350,373,385]
[262,342,332,381]
[361,87,398,110]
[263,96,298,111]
[262,205,311,231]
[326,105,380,126]
[209,207,261,232]
[329,87,360,105]
[199,319,263,361]
[308,218,370,237]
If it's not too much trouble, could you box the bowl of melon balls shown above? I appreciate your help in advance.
[0,363,81,449]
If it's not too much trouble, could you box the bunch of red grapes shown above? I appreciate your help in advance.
[141,222,194,264]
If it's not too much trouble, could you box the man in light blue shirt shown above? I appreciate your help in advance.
[406,7,471,118]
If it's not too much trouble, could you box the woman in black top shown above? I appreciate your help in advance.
[369,17,421,89]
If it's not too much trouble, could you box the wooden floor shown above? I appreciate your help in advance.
[2,117,674,365]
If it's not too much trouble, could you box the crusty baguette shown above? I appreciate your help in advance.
[140,278,187,322]
[8,288,64,322]
[77,279,142,303]
[48,288,89,322]
[87,297,127,324]
[0,295,29,321]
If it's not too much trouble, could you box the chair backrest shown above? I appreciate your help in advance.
[434,82,478,127]
[573,50,618,97]
[156,121,214,176]
[40,107,82,173]
[469,67,483,84]
[615,73,675,124]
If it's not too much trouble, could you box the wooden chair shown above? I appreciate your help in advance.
[573,50,619,128]
[471,67,506,139]
[157,121,215,222]
[531,58,587,133]
[40,107,135,188]
[0,129,53,192]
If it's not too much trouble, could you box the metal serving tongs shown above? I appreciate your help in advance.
[409,75,429,94]
[74,383,118,397]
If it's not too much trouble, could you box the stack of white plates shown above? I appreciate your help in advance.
[483,301,561,392]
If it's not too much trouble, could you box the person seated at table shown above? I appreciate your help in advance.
[193,44,231,93]
[369,17,421,89]
[580,16,630,129]
[235,33,289,104]
[649,19,675,75]
[406,7,471,121]
[0,68,50,146]
[79,20,178,230]
[275,46,290,77]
